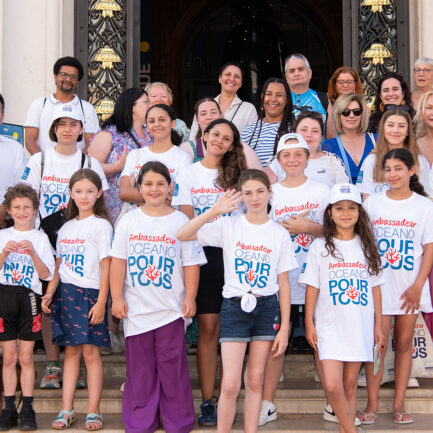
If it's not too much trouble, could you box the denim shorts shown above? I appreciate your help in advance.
[219,294,281,343]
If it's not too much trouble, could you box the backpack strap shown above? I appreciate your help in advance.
[79,99,85,117]
[336,136,353,183]
[317,91,329,113]
[42,97,47,108]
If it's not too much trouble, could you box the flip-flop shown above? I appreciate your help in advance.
[393,412,414,424]
[52,409,77,430]
[85,413,103,431]
[357,411,377,425]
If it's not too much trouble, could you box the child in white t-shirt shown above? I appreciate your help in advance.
[361,148,433,425]
[261,133,329,425]
[0,184,54,430]
[119,104,192,213]
[300,183,384,433]
[111,161,206,433]
[41,169,113,430]
[177,169,298,433]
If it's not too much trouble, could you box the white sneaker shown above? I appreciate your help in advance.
[314,370,321,383]
[259,400,277,426]
[408,377,419,388]
[323,404,361,426]
[110,330,123,354]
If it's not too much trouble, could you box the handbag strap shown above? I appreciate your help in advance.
[336,136,352,183]
[127,129,143,148]
[230,101,243,122]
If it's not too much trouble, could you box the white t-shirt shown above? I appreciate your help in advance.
[357,153,431,195]
[299,236,384,362]
[197,214,298,298]
[270,179,330,304]
[364,191,433,314]
[24,95,99,151]
[0,136,27,200]
[57,215,113,290]
[0,227,55,294]
[121,145,192,183]
[268,152,349,187]
[21,148,109,220]
[189,95,258,138]
[110,208,206,337]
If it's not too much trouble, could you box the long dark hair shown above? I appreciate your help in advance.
[203,119,247,190]
[322,203,381,275]
[66,169,112,224]
[194,97,221,139]
[102,88,146,133]
[247,78,294,157]
[368,72,414,133]
[382,148,427,197]
[145,104,182,145]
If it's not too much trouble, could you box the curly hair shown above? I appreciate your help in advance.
[327,66,363,103]
[203,119,247,190]
[368,72,414,133]
[3,183,39,210]
[322,203,382,276]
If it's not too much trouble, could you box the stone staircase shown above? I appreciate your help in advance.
[16,352,433,431]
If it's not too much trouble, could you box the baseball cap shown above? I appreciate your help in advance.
[329,183,362,205]
[276,133,309,155]
[52,103,84,123]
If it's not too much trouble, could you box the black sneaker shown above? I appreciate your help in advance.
[198,396,217,426]
[19,407,37,431]
[0,407,18,431]
[292,336,313,353]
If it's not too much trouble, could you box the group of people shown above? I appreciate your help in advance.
[0,52,431,433]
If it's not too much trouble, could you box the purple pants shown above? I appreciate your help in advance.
[122,318,195,433]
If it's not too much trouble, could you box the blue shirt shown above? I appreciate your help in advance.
[322,133,375,184]
[291,89,327,119]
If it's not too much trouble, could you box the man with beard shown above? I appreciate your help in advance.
[24,57,99,154]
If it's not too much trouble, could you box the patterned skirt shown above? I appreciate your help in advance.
[51,282,110,347]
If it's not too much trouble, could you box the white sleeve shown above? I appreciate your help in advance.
[82,102,100,135]
[196,217,226,248]
[171,168,192,206]
[180,240,207,267]
[318,185,331,222]
[189,115,199,142]
[38,232,56,281]
[356,156,374,194]
[96,221,113,261]
[89,157,109,191]
[277,231,299,274]
[332,154,350,184]
[110,217,129,259]
[418,155,431,195]
[244,103,258,126]
[24,98,44,128]
[21,153,42,192]
[298,241,321,289]
[14,145,27,185]
[422,201,433,245]
[121,150,136,178]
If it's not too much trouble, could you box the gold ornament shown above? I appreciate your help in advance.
[93,0,122,18]
[94,47,121,69]
[363,43,392,65]
[362,0,391,13]
[95,98,115,121]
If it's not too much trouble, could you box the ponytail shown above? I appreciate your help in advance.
[409,173,427,197]
[171,129,182,146]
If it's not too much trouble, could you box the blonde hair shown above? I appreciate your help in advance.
[414,89,433,138]
[373,108,420,183]
[144,82,173,105]
[333,93,369,134]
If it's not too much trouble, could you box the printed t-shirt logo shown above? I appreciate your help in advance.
[59,237,86,277]
[3,247,35,289]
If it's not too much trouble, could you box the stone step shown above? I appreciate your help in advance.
[5,413,433,432]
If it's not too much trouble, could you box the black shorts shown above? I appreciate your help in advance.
[0,284,42,341]
[196,247,224,314]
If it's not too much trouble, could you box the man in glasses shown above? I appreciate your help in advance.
[24,57,99,154]
[285,53,328,122]
[412,57,433,109]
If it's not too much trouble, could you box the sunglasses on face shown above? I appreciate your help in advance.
[341,108,362,117]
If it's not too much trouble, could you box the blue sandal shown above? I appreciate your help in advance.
[52,409,77,430]
[85,413,103,431]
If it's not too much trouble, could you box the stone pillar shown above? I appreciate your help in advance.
[0,0,74,125]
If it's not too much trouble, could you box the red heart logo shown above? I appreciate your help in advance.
[273,324,280,331]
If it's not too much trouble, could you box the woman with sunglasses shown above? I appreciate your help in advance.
[322,94,373,184]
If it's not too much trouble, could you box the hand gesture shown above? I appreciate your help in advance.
[89,301,105,325]
[213,190,242,216]
[280,211,310,236]
[2,241,18,256]
[41,292,54,314]
[182,297,196,319]
[18,240,36,255]
[400,282,422,314]
[112,297,128,319]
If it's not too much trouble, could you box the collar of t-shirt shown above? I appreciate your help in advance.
[215,94,243,109]
[48,94,80,106]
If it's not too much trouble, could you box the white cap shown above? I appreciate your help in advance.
[329,183,362,205]
[52,103,84,123]
[276,133,309,155]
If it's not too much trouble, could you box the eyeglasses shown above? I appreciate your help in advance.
[413,68,433,74]
[336,79,355,86]
[341,108,362,117]
[57,71,79,81]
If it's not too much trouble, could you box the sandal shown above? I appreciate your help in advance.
[357,411,377,425]
[393,412,414,424]
[85,413,103,431]
[51,409,77,430]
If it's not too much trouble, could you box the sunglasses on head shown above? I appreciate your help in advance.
[341,108,363,117]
